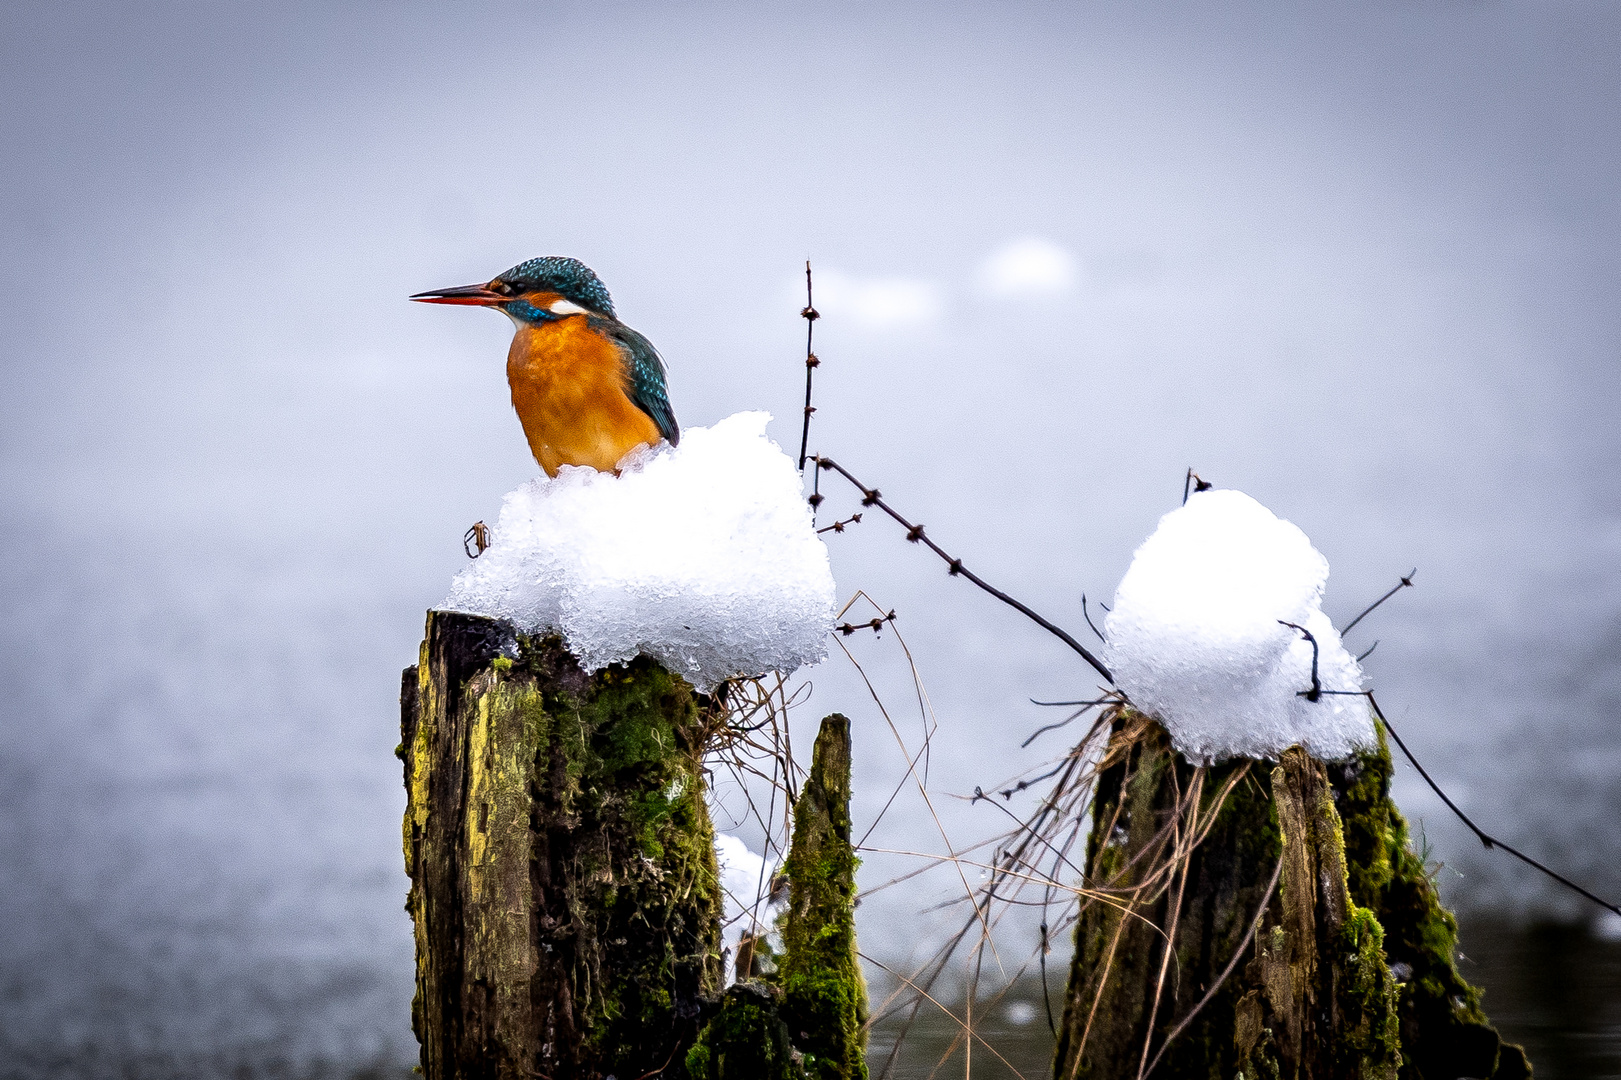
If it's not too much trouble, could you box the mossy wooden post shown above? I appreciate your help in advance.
[686,713,868,1080]
[400,610,723,1079]
[1053,711,1531,1080]
[781,713,868,1080]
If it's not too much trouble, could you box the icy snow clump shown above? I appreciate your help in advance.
[1103,489,1373,763]
[443,412,836,691]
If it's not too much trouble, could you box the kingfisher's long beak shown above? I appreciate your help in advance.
[410,282,508,306]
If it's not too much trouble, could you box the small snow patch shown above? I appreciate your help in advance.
[443,412,835,691]
[715,832,783,988]
[1103,489,1373,764]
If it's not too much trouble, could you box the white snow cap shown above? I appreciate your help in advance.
[443,412,836,691]
[1103,489,1374,764]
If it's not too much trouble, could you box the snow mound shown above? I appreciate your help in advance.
[715,833,783,987]
[1103,489,1373,763]
[443,412,835,691]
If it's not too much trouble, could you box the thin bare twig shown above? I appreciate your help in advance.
[1021,701,1112,749]
[837,592,943,851]
[832,634,1007,976]
[1081,593,1105,643]
[858,952,1032,1080]
[1039,920,1056,1035]
[1030,696,1114,708]
[1342,568,1416,636]
[1141,854,1284,1077]
[997,762,1068,799]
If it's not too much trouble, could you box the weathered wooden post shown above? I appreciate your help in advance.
[1052,711,1531,1080]
[685,713,869,1080]
[400,610,724,1079]
[780,714,869,1080]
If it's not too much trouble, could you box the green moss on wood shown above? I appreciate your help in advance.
[685,982,803,1080]
[1055,712,1525,1080]
[1338,907,1402,1073]
[779,714,869,1080]
[402,612,723,1080]
[1330,727,1532,1080]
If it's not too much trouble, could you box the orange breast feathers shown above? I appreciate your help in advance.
[505,313,663,477]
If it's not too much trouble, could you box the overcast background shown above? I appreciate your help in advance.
[2,1,1619,1076]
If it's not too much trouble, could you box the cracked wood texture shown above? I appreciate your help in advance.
[401,610,723,1080]
[1053,713,1530,1080]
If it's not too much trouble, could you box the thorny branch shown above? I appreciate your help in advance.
[1266,633,1621,920]
[797,261,819,472]
[1367,691,1621,918]
[1181,468,1212,505]
[770,270,1618,1079]
[817,512,862,535]
[811,454,1114,684]
[837,610,896,637]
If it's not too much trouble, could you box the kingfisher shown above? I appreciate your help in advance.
[411,256,679,477]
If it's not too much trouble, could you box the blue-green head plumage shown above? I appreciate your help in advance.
[495,256,615,317]
[496,255,678,446]
[413,254,679,450]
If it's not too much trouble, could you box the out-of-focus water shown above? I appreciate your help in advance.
[4,914,1612,1079]
[1458,919,1621,1080]
[868,918,1621,1080]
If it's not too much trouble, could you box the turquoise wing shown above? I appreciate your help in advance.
[603,319,680,446]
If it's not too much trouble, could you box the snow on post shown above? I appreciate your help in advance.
[1103,489,1373,764]
[443,412,836,691]
[714,832,783,987]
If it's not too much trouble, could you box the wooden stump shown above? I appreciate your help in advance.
[400,610,723,1080]
[686,713,869,1080]
[1053,711,1531,1080]
[780,714,869,1080]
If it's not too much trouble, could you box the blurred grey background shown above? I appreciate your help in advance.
[3,1,1619,1076]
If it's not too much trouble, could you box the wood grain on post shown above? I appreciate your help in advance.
[1053,712,1530,1080]
[400,610,723,1080]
